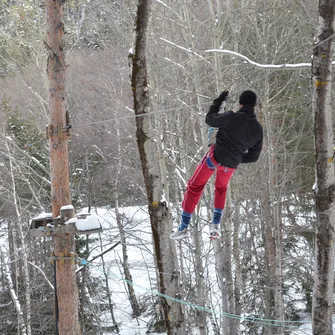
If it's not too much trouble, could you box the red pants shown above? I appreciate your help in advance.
[182,146,235,214]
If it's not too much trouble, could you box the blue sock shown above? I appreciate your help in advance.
[179,211,192,230]
[212,208,223,225]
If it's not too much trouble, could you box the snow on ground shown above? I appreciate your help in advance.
[81,205,225,334]
[291,321,335,335]
[0,205,322,334]
[82,205,317,335]
[82,206,162,334]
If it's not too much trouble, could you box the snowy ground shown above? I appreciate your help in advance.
[81,206,164,335]
[292,323,335,335]
[81,206,317,335]
[0,206,323,334]
[82,205,223,334]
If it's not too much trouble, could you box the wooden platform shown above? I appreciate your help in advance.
[29,213,103,237]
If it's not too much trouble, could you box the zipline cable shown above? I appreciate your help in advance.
[74,101,212,128]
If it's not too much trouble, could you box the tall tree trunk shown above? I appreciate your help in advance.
[98,235,119,333]
[262,80,285,335]
[212,205,235,335]
[312,1,335,334]
[179,2,213,333]
[131,0,184,333]
[46,0,80,333]
[233,200,242,333]
[206,2,239,332]
[79,236,89,333]
[193,220,207,335]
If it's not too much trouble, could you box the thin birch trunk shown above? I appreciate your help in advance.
[262,78,284,335]
[211,235,229,335]
[233,200,242,332]
[179,2,212,332]
[5,136,32,335]
[206,2,240,333]
[114,199,141,317]
[1,248,27,335]
[98,235,119,333]
[193,220,207,335]
[79,236,89,333]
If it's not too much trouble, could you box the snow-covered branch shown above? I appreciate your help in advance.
[0,301,12,308]
[205,49,313,69]
[160,38,211,64]
[160,38,335,70]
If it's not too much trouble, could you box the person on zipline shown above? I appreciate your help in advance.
[170,90,263,240]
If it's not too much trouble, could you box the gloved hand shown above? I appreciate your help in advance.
[216,90,229,102]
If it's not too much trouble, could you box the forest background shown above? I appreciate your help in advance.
[0,0,330,334]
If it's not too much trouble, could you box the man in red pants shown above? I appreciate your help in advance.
[170,90,263,240]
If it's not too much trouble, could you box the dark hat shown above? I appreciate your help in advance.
[239,90,257,107]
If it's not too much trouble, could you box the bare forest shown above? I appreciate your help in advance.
[0,0,335,334]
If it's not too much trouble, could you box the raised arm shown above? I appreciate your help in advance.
[205,90,229,127]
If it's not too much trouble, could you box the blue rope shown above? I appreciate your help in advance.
[85,261,311,330]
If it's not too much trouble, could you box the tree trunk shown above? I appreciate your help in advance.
[212,205,235,335]
[193,220,207,335]
[262,74,285,335]
[98,234,119,333]
[131,0,184,333]
[114,199,142,317]
[46,0,80,333]
[312,1,335,334]
[233,200,242,333]
[206,2,239,332]
[79,236,89,333]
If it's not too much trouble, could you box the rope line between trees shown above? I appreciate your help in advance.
[84,261,311,330]
[74,101,213,128]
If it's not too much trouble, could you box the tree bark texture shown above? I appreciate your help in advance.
[193,221,207,335]
[262,75,285,335]
[222,210,237,335]
[46,1,71,213]
[312,1,335,334]
[233,201,242,333]
[46,0,80,334]
[131,1,184,333]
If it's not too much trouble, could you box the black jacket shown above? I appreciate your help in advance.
[205,100,263,168]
